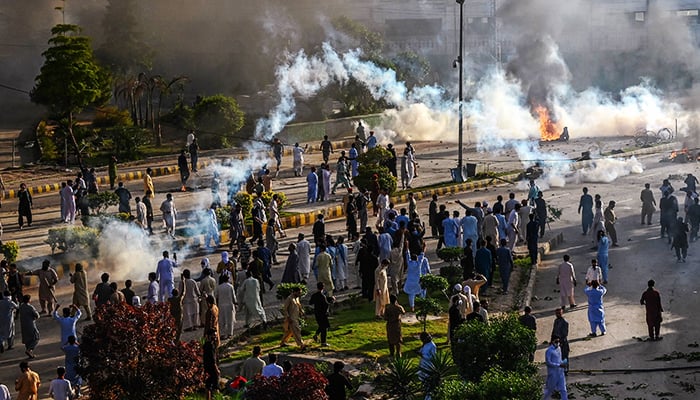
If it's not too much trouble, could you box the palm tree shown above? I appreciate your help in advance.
[153,75,189,146]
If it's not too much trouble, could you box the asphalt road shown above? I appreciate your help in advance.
[0,137,695,399]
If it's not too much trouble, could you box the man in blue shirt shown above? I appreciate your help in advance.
[52,304,81,346]
[156,251,177,302]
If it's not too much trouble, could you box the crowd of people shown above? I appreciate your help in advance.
[1,128,693,400]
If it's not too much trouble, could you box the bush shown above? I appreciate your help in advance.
[355,164,397,195]
[93,106,133,128]
[451,314,537,381]
[439,266,463,289]
[433,379,469,400]
[79,302,203,400]
[36,120,60,163]
[105,125,151,161]
[1,241,20,263]
[246,363,328,400]
[419,274,449,297]
[469,367,542,400]
[276,283,308,300]
[215,205,232,230]
[375,356,422,400]
[419,350,458,397]
[414,296,442,333]
[436,247,463,267]
[45,226,100,257]
[88,191,119,214]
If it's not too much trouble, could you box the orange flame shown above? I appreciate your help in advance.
[534,105,561,141]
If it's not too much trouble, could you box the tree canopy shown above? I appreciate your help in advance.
[31,24,111,118]
[193,94,245,148]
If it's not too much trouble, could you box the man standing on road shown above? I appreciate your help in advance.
[496,238,514,294]
[557,255,577,311]
[526,213,539,266]
[178,150,190,192]
[640,279,663,341]
[659,190,678,241]
[143,168,155,198]
[156,251,177,302]
[271,138,284,177]
[320,135,334,164]
[296,234,311,283]
[17,183,32,229]
[310,282,332,346]
[585,280,607,337]
[578,187,593,235]
[292,143,307,177]
[60,180,76,224]
[29,260,58,314]
[604,200,619,246]
[19,295,40,359]
[115,182,132,214]
[687,197,700,241]
[0,291,18,352]
[160,193,177,239]
[534,192,547,238]
[543,336,568,400]
[640,183,656,225]
[552,308,570,374]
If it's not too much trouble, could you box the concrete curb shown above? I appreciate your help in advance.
[22,259,96,286]
[521,232,565,310]
[3,137,358,200]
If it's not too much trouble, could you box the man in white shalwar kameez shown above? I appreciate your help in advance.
[237,271,267,328]
[216,274,237,339]
[61,182,76,224]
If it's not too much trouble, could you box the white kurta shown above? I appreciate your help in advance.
[216,282,237,337]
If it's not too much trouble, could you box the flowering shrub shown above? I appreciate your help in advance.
[79,302,204,400]
[246,363,329,400]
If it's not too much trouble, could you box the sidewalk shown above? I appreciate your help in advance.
[2,137,357,199]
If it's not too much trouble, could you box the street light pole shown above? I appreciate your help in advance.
[456,0,465,181]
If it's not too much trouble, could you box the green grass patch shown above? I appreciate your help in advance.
[222,294,449,363]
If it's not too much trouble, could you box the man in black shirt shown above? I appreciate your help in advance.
[309,282,333,346]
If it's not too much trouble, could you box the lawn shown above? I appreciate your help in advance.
[221,292,450,363]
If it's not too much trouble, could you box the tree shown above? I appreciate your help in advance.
[193,94,245,148]
[79,302,204,400]
[31,24,112,168]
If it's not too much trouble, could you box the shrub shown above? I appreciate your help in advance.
[88,191,119,214]
[215,205,232,230]
[79,302,203,400]
[45,226,100,257]
[276,283,308,300]
[93,106,133,128]
[451,314,537,381]
[234,192,253,218]
[246,363,328,400]
[414,296,442,333]
[469,366,542,400]
[105,125,151,161]
[433,379,470,400]
[419,274,449,297]
[419,350,458,398]
[355,164,397,195]
[1,241,20,262]
[436,247,463,267]
[375,356,422,400]
[439,265,463,288]
[357,146,393,166]
[36,120,60,163]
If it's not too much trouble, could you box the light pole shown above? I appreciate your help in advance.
[455,0,465,182]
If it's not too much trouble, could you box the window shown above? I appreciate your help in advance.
[634,12,645,22]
